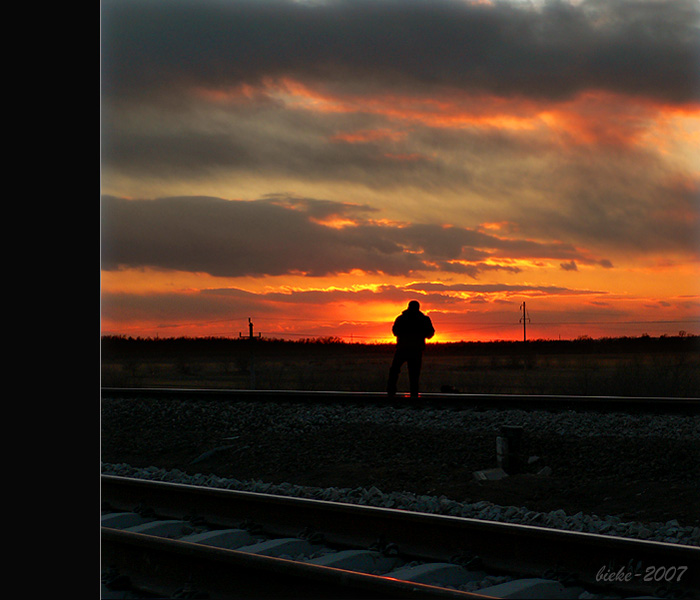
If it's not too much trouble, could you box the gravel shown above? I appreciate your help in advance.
[101,397,699,546]
[101,461,699,547]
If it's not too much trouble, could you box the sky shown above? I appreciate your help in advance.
[100,0,700,343]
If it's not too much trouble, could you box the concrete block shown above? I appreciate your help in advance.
[101,512,156,529]
[389,562,486,587]
[236,537,319,558]
[125,519,192,538]
[473,468,509,481]
[181,528,256,549]
[306,549,400,574]
[477,577,570,598]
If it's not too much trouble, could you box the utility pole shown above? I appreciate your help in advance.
[519,302,530,342]
[240,317,261,388]
[240,317,261,341]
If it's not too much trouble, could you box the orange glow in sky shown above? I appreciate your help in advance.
[101,0,700,343]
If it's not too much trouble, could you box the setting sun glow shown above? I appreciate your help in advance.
[101,0,699,343]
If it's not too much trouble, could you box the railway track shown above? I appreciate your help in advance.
[101,387,700,414]
[101,475,698,599]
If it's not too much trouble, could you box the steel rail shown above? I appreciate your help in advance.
[101,475,699,599]
[101,387,700,414]
[102,528,493,599]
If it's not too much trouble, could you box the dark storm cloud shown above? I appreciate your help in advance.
[101,0,700,105]
[100,104,451,187]
[101,194,607,277]
[100,194,412,277]
[521,168,700,258]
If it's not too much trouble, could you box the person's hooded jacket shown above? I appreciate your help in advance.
[392,303,435,351]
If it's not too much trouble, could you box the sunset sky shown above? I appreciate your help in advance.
[100,0,700,343]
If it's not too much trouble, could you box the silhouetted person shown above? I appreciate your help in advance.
[387,300,435,399]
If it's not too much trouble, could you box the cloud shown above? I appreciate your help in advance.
[100,194,612,277]
[101,0,699,104]
[201,281,608,315]
[100,73,699,261]
[404,281,605,296]
[101,280,608,333]
[100,194,411,277]
[99,0,700,265]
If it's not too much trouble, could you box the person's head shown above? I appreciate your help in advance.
[407,300,420,312]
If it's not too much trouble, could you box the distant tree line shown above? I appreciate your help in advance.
[101,333,699,359]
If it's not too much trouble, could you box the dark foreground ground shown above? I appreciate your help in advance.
[101,336,699,533]
[101,335,700,397]
[101,396,699,529]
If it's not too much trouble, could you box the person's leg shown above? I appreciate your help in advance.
[407,352,423,398]
[387,349,405,397]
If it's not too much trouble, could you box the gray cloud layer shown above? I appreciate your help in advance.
[100,0,700,265]
[102,0,699,104]
[101,194,609,277]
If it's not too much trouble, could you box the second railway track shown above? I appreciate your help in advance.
[101,475,699,600]
[101,388,700,414]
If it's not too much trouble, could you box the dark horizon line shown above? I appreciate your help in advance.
[101,332,699,345]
